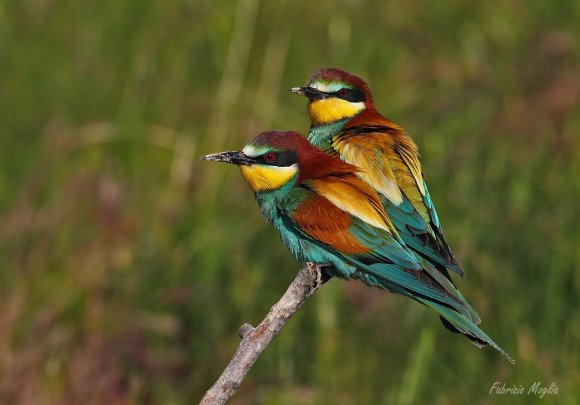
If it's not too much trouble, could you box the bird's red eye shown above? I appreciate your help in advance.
[264,152,276,162]
[338,89,348,96]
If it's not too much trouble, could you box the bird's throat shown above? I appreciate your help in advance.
[240,164,298,192]
[308,98,365,126]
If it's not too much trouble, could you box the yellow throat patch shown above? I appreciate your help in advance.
[240,164,298,192]
[308,98,365,125]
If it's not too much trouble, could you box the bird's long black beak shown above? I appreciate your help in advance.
[290,86,307,96]
[201,151,254,166]
[290,86,325,100]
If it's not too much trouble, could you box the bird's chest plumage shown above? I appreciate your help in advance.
[256,189,357,277]
[256,190,311,262]
[308,119,349,153]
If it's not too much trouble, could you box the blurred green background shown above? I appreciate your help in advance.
[1,0,579,403]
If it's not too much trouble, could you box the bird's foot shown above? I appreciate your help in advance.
[306,262,334,290]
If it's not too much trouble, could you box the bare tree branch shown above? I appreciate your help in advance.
[199,262,324,405]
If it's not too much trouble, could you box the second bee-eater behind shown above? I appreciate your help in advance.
[202,130,514,363]
[291,68,465,284]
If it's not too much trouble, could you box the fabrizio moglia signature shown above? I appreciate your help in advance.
[490,382,558,398]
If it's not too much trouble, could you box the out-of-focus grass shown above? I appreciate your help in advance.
[0,0,579,403]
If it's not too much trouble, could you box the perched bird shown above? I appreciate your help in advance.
[291,68,465,283]
[202,130,513,362]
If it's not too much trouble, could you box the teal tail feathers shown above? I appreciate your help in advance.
[417,297,515,364]
[420,261,481,325]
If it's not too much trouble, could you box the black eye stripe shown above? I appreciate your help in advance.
[333,88,365,103]
[259,150,297,167]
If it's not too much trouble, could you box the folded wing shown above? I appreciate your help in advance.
[286,174,477,322]
[332,121,464,277]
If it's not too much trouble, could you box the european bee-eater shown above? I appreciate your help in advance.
[291,68,466,283]
[202,130,513,362]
